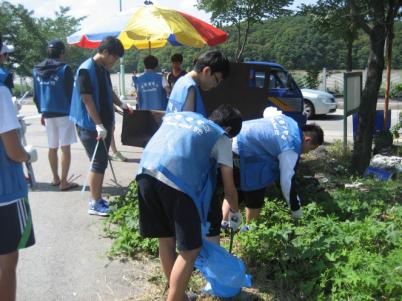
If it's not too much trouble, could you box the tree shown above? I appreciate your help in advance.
[301,0,358,71]
[306,0,402,174]
[348,0,401,173]
[196,0,293,61]
[0,2,46,76]
[0,2,86,76]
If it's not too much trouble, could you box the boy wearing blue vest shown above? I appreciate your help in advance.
[221,108,324,229]
[0,73,37,301]
[0,43,14,92]
[70,36,132,216]
[33,40,78,191]
[134,55,168,110]
[166,50,229,117]
[136,104,243,301]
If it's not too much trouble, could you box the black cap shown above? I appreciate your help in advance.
[47,39,65,52]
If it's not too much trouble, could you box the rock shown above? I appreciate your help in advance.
[370,154,402,172]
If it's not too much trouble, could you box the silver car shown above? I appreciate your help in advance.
[302,88,337,119]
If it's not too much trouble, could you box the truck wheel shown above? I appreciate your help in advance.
[303,100,315,119]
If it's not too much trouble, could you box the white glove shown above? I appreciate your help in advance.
[229,209,243,231]
[120,101,134,113]
[291,208,303,219]
[96,124,107,140]
[24,145,38,163]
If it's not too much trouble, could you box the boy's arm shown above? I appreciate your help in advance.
[112,90,123,107]
[220,164,242,230]
[112,90,133,112]
[182,86,195,112]
[64,66,74,103]
[278,150,302,218]
[220,165,239,212]
[81,94,102,125]
[1,130,30,162]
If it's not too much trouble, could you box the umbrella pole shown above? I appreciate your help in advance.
[119,57,126,100]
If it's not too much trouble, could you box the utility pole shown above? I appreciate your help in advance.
[119,0,126,100]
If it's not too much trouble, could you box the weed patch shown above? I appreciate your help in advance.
[104,141,402,300]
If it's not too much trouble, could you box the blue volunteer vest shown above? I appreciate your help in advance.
[0,140,28,204]
[69,58,113,130]
[166,75,206,117]
[0,67,10,88]
[138,112,225,222]
[237,115,302,191]
[33,65,70,114]
[135,71,167,110]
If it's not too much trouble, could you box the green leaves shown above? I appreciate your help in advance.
[236,176,401,299]
[103,181,158,258]
[103,148,401,300]
[0,2,86,76]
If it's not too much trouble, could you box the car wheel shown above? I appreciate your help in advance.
[303,100,315,119]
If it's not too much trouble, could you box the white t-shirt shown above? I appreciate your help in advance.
[144,135,232,191]
[0,86,20,134]
[0,86,22,206]
[278,150,299,206]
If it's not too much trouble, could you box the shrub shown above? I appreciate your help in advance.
[390,82,402,99]
[104,145,402,300]
[103,181,158,257]
[236,179,402,300]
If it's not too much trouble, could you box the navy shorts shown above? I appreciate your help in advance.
[76,126,112,173]
[0,198,35,255]
[207,164,266,236]
[137,174,202,251]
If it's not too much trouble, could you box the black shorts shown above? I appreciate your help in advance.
[136,174,202,251]
[0,198,35,255]
[207,184,224,237]
[76,125,112,174]
[234,164,266,209]
[207,164,266,235]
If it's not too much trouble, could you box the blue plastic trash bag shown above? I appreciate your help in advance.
[194,239,252,298]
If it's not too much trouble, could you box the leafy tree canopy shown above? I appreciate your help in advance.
[0,1,87,76]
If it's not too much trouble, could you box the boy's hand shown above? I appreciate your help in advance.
[120,101,134,113]
[24,145,38,163]
[229,209,243,231]
[95,124,107,140]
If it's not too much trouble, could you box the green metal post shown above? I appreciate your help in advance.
[343,73,348,155]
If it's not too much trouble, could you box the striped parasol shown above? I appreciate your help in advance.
[67,2,228,50]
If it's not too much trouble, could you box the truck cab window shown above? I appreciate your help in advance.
[249,69,265,88]
[269,70,288,89]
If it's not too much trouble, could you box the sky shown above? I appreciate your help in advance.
[7,0,317,27]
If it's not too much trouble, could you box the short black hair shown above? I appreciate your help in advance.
[98,36,124,57]
[171,53,183,63]
[209,104,242,138]
[144,55,158,69]
[193,50,230,79]
[47,39,65,59]
[302,123,324,146]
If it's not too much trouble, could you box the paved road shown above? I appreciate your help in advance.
[309,105,402,143]
[335,97,402,110]
[16,104,156,301]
